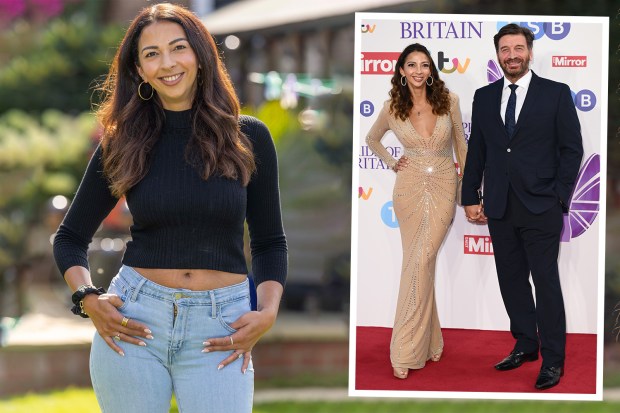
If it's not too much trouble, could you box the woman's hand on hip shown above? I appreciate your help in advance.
[82,293,153,356]
[393,156,409,172]
[202,309,277,373]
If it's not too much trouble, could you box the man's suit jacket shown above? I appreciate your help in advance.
[461,71,583,219]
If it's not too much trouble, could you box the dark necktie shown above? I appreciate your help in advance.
[505,84,518,137]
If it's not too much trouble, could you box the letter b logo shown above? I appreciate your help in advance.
[360,100,375,117]
[574,90,596,112]
[544,22,571,40]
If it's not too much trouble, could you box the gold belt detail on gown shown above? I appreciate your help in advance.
[404,147,452,157]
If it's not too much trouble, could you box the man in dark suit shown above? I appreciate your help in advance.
[461,24,583,390]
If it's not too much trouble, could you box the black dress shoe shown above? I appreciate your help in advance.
[494,350,539,371]
[535,366,564,390]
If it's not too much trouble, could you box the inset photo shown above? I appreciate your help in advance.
[350,12,608,400]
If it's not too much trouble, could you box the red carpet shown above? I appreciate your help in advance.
[355,327,597,394]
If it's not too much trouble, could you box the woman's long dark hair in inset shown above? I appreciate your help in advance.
[388,43,451,121]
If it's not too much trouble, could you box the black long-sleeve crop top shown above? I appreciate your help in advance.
[53,110,287,287]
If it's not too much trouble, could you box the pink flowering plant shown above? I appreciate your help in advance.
[0,0,82,27]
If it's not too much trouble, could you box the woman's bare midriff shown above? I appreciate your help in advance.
[133,267,247,291]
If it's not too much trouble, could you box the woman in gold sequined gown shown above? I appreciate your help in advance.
[365,43,468,379]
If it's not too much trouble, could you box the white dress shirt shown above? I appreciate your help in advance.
[500,69,532,124]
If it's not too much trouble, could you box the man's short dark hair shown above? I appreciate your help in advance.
[493,23,535,52]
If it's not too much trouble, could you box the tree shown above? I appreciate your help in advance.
[0,9,123,114]
[0,109,96,314]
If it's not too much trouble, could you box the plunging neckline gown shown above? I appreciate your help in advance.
[365,93,468,371]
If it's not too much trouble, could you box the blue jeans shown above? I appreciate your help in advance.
[90,265,254,413]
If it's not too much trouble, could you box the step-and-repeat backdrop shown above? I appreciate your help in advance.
[352,14,608,334]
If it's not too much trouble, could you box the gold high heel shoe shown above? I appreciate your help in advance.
[431,353,442,362]
[393,367,409,379]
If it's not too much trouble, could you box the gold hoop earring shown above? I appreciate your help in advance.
[138,81,154,100]
[426,76,434,86]
[400,75,407,86]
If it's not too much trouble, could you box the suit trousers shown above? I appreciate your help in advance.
[487,187,566,368]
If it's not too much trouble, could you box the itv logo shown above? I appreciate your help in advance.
[361,24,376,33]
[359,187,373,200]
[437,51,470,74]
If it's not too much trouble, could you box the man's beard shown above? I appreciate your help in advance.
[500,56,530,79]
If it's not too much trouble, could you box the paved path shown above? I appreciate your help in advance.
[3,284,348,348]
[2,284,96,347]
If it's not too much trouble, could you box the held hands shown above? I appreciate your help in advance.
[464,204,488,224]
[202,308,277,373]
[81,293,153,356]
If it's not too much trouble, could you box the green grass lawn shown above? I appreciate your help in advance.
[1,388,620,413]
[0,388,100,413]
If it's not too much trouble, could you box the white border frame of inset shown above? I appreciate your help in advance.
[349,12,608,401]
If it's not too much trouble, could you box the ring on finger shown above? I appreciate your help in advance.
[236,351,243,360]
[121,317,130,327]
[113,333,121,341]
[229,336,234,346]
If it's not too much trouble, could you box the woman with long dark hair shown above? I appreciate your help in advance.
[53,3,286,411]
[365,43,467,379]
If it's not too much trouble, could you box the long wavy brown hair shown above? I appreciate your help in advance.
[97,3,255,198]
[388,43,451,121]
